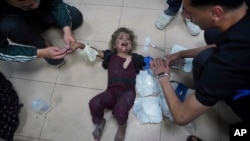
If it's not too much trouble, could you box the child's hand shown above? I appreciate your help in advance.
[67,41,85,54]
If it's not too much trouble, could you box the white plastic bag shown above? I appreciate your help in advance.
[159,81,196,134]
[133,96,162,124]
[136,69,161,97]
[159,81,194,120]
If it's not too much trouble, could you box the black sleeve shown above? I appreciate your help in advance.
[102,50,113,69]
[132,53,145,74]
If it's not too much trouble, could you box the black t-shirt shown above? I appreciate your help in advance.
[195,10,250,121]
[246,0,250,6]
[102,50,145,74]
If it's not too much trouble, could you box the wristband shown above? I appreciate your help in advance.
[157,72,169,79]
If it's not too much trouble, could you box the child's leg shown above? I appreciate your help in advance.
[112,90,136,141]
[114,123,127,141]
[89,90,116,140]
[92,118,106,140]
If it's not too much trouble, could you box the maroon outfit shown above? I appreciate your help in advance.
[89,50,145,125]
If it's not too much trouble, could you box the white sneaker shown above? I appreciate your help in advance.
[155,12,175,30]
[184,18,200,36]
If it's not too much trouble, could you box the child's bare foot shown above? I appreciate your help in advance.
[114,123,127,141]
[92,119,106,140]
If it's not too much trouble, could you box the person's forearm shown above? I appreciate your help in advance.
[158,77,187,124]
[0,45,37,62]
[37,49,46,58]
[179,44,216,58]
[51,1,71,28]
[159,76,209,125]
[63,26,72,35]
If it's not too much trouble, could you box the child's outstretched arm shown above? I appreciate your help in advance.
[86,45,104,59]
[69,41,104,59]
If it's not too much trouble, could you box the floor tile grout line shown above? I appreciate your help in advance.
[14,135,40,140]
[9,75,105,91]
[55,82,105,92]
[38,73,58,140]
[8,62,16,78]
[8,76,56,85]
[80,3,165,11]
[117,3,124,28]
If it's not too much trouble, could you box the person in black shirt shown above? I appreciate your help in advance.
[151,0,250,140]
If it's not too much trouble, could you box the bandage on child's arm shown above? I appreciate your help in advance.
[80,43,104,62]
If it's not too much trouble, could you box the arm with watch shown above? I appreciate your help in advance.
[156,72,169,79]
[150,58,209,125]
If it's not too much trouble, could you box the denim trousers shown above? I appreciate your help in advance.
[165,0,182,13]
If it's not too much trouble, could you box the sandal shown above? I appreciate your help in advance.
[186,135,203,141]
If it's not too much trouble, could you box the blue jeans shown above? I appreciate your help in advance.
[164,0,182,15]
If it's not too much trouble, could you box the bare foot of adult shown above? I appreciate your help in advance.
[114,123,127,141]
[92,119,106,140]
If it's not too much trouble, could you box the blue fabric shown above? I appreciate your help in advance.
[143,56,153,72]
[175,82,188,102]
[233,90,250,100]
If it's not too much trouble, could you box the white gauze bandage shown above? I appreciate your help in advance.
[80,43,98,62]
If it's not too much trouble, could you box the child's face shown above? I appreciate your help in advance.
[114,32,132,53]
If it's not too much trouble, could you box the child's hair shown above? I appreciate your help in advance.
[109,27,137,54]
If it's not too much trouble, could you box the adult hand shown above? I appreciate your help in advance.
[165,52,182,66]
[37,47,68,59]
[69,41,85,53]
[63,26,75,45]
[63,41,85,54]
[150,58,170,76]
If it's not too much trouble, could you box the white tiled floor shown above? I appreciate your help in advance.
[0,0,242,141]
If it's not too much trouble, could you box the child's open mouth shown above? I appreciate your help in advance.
[121,43,128,47]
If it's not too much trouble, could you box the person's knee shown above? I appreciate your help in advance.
[113,108,128,125]
[89,98,97,110]
[0,17,35,38]
[67,5,83,30]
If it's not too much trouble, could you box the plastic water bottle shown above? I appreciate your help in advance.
[32,99,51,114]
[184,122,196,134]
